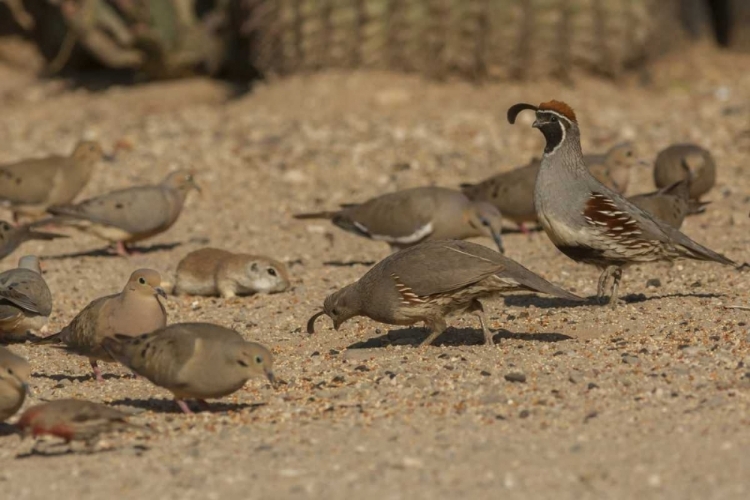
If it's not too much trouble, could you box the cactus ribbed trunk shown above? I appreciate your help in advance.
[241,0,685,80]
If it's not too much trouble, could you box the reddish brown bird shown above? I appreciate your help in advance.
[17,399,143,446]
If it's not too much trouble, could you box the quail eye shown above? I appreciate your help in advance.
[267,268,277,276]
[626,151,633,157]
[549,115,558,123]
[255,356,263,364]
[138,277,146,285]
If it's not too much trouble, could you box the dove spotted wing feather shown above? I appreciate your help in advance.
[0,158,61,204]
[0,268,52,315]
[57,295,114,359]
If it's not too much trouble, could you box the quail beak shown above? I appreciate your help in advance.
[265,370,277,388]
[532,119,542,129]
[155,287,168,299]
[491,230,505,254]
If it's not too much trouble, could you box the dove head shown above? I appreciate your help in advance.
[466,201,505,254]
[18,255,41,274]
[321,283,362,331]
[72,141,105,164]
[231,342,276,387]
[164,170,201,195]
[0,347,31,395]
[125,269,167,298]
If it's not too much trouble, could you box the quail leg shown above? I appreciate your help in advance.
[608,267,623,308]
[419,318,447,347]
[596,267,613,304]
[468,299,495,346]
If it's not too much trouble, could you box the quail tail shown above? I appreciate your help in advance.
[497,259,582,302]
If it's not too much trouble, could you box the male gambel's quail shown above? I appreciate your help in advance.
[507,100,734,307]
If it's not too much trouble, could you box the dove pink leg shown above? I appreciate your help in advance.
[176,400,193,414]
[115,241,131,257]
[90,360,104,382]
[518,223,530,236]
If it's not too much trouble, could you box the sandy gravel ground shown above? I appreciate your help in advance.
[1,44,750,499]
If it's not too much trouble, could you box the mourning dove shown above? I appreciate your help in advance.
[0,255,53,342]
[44,170,199,256]
[294,186,505,253]
[307,240,581,347]
[0,141,107,223]
[17,399,144,446]
[0,346,31,421]
[654,144,715,201]
[461,143,638,234]
[102,322,275,414]
[628,180,703,229]
[0,220,67,261]
[174,248,290,298]
[36,269,167,381]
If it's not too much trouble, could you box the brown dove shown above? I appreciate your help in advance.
[294,186,505,253]
[0,255,53,342]
[102,322,275,414]
[36,269,166,381]
[0,141,107,223]
[628,180,702,229]
[461,143,638,234]
[174,248,290,298]
[654,143,715,201]
[44,170,199,256]
[307,240,581,347]
[17,399,144,445]
[0,220,67,261]
[0,346,31,421]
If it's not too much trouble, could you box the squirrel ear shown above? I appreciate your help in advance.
[250,262,258,272]
[507,103,538,124]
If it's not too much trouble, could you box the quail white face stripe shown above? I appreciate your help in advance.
[369,221,434,244]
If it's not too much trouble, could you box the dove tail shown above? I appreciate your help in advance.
[293,211,338,220]
[33,332,63,345]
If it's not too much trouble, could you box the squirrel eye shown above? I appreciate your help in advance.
[267,268,277,276]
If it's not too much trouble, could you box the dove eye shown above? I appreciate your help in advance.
[138,277,146,285]
[255,356,263,364]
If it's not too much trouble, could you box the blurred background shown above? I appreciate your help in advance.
[0,0,747,84]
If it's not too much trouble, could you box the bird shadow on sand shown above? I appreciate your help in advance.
[347,326,573,349]
[45,242,183,260]
[323,260,377,267]
[0,423,19,438]
[31,372,126,383]
[109,397,267,414]
[620,291,724,304]
[503,294,589,309]
[15,443,135,459]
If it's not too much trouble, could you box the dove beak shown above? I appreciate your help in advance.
[265,370,277,388]
[155,287,167,299]
[491,229,505,254]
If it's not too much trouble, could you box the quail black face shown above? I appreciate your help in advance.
[533,111,569,154]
